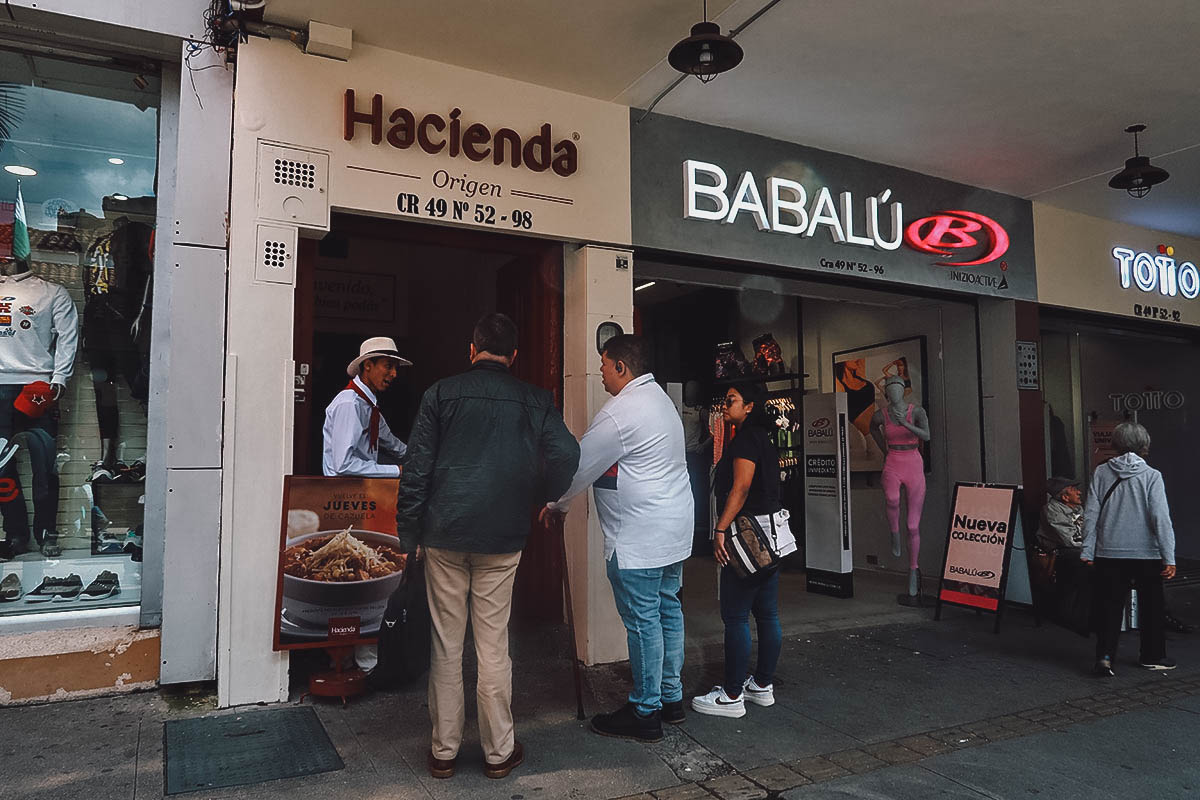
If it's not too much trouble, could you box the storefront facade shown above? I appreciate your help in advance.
[1033,204,1200,562]
[0,1,233,702]
[222,36,633,705]
[628,112,1038,588]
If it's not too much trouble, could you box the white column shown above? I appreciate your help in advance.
[561,245,634,665]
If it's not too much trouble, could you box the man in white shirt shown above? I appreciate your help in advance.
[543,335,693,743]
[322,336,411,673]
[322,336,411,478]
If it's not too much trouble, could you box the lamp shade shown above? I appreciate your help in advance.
[668,21,743,82]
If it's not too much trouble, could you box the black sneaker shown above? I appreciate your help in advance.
[80,570,120,601]
[662,700,685,725]
[0,573,21,601]
[26,574,83,603]
[1140,657,1177,671]
[1093,656,1115,677]
[590,702,663,742]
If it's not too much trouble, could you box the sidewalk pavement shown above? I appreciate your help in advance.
[2,578,1199,800]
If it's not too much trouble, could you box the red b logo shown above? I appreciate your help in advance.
[0,479,17,503]
[904,210,1010,267]
[811,417,831,429]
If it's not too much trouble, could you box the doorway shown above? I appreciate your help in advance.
[293,214,566,621]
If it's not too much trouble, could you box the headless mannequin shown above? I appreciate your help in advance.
[1,261,64,401]
[870,376,930,597]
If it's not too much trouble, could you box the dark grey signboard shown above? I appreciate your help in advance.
[630,112,1036,300]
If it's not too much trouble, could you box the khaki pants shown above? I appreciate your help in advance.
[424,546,523,764]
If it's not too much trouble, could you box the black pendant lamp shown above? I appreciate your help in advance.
[668,0,743,83]
[1108,124,1170,198]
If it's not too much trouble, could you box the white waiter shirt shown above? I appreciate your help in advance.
[322,375,407,477]
[0,271,79,385]
[552,373,693,570]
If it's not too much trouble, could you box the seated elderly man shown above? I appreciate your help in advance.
[1038,476,1083,556]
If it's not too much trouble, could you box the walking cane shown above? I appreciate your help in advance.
[558,521,586,720]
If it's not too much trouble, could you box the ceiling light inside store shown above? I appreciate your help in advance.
[4,165,37,176]
[635,281,657,292]
[108,157,125,165]
[1108,124,1170,198]
[112,194,129,201]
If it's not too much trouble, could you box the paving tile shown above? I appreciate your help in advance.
[742,763,809,791]
[824,748,886,774]
[614,795,656,800]
[653,783,713,800]
[861,741,923,765]
[701,774,768,800]
[893,734,955,756]
[789,755,850,782]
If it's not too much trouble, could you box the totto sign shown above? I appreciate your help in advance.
[1111,246,1200,300]
[683,160,1010,267]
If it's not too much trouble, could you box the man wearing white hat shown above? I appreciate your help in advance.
[322,336,412,478]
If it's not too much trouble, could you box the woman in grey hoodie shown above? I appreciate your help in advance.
[1082,422,1176,676]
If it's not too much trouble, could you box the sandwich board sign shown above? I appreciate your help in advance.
[934,483,1021,633]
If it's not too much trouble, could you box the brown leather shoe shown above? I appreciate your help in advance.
[483,741,524,779]
[427,751,456,779]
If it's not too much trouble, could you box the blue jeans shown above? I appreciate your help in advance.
[606,554,685,716]
[720,566,782,697]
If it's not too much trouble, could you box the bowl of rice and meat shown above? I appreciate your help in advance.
[281,528,408,632]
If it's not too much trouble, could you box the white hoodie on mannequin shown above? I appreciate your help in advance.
[0,271,79,386]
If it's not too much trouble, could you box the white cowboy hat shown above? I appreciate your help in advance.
[346,336,413,376]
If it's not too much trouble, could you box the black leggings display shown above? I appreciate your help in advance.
[84,311,148,439]
[0,386,60,545]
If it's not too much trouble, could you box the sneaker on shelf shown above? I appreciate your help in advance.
[96,540,125,555]
[0,573,21,601]
[1093,656,1115,677]
[742,676,775,707]
[26,574,83,603]
[89,462,117,483]
[0,437,19,470]
[1139,657,1177,671]
[691,686,746,718]
[80,570,120,601]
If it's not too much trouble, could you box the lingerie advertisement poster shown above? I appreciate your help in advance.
[831,336,928,472]
[273,476,404,650]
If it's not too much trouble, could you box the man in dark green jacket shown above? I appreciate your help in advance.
[396,312,579,782]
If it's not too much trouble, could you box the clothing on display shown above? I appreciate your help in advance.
[0,271,79,386]
[880,404,925,571]
[83,220,154,474]
[752,333,784,375]
[714,341,750,380]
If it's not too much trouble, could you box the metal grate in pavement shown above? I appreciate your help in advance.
[164,706,344,795]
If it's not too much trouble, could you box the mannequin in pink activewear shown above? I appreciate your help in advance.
[870,376,931,598]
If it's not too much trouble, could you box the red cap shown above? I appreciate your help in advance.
[14,381,54,418]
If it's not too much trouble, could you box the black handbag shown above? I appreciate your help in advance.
[728,512,781,578]
[368,556,431,690]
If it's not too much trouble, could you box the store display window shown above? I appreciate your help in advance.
[0,48,159,615]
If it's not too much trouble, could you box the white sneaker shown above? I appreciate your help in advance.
[742,677,775,707]
[691,686,746,718]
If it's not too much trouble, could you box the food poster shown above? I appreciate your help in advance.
[938,484,1018,613]
[274,476,405,650]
